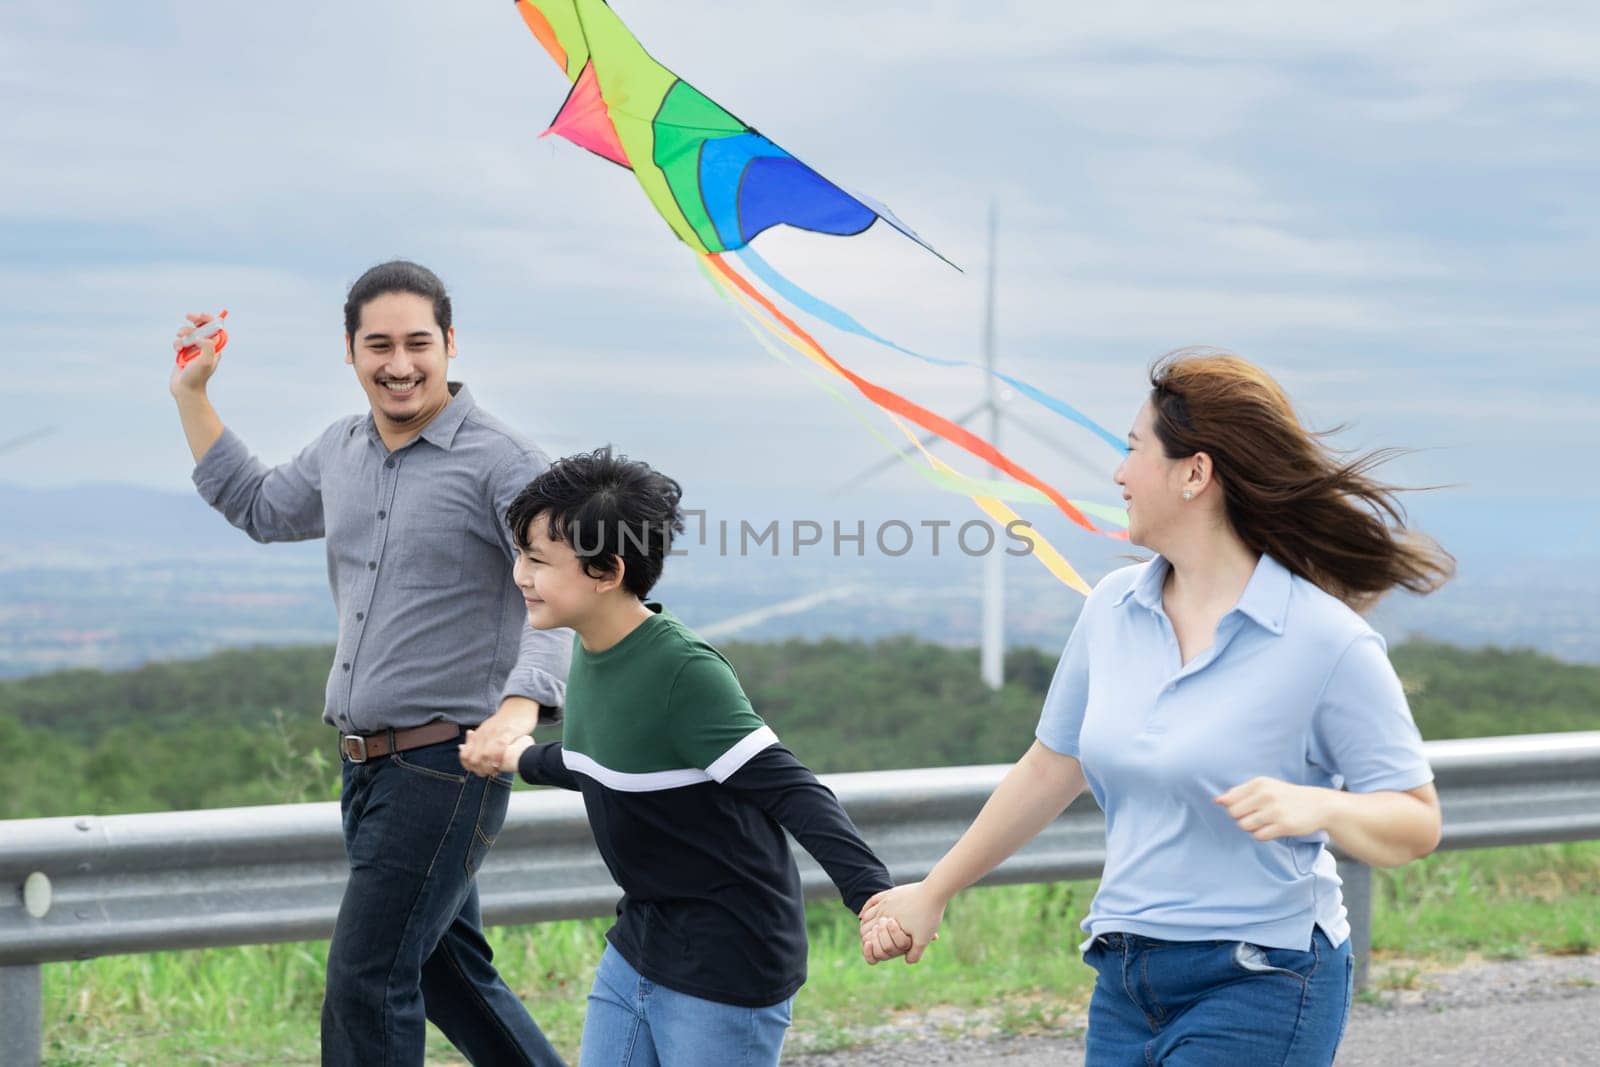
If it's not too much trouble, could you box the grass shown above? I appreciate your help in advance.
[1370,841,1600,962]
[39,843,1600,1065]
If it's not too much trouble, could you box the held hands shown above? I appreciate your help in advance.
[857,881,945,965]
[460,700,544,776]
[460,727,535,776]
[1215,776,1331,841]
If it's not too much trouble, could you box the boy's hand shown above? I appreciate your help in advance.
[500,733,536,773]
[859,913,913,965]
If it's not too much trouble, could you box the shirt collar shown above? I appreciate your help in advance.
[1115,557,1169,611]
[1113,552,1291,635]
[1234,553,1291,635]
[361,381,473,451]
[417,382,473,450]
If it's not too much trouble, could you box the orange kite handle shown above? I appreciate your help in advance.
[175,310,229,368]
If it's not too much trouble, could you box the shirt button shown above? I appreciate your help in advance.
[342,663,351,672]
[368,561,377,571]
[355,612,364,621]
[377,509,387,520]
[385,458,395,469]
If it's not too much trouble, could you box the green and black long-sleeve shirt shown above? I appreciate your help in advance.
[518,604,892,1007]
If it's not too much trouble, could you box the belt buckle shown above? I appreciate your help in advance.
[341,734,369,763]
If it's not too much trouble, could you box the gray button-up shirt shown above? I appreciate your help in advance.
[193,383,570,734]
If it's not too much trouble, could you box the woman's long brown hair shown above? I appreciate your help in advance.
[1148,350,1454,611]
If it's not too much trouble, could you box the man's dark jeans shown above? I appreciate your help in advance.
[322,737,565,1066]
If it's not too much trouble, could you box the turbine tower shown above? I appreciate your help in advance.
[838,207,1102,690]
[979,205,1004,690]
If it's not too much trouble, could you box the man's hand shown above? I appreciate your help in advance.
[459,698,543,776]
[170,313,224,398]
[169,313,229,463]
[858,881,946,965]
[1215,776,1331,841]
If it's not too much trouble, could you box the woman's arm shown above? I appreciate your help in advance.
[1276,631,1441,867]
[859,741,1088,963]
[1215,778,1441,867]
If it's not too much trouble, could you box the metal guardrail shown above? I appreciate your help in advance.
[4,731,1599,1064]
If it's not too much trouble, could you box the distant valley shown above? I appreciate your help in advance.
[2,482,1595,677]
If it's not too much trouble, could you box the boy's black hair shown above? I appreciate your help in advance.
[506,448,685,600]
[343,260,452,347]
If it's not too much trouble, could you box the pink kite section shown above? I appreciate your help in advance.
[541,61,630,168]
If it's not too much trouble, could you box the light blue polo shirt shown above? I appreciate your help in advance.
[1036,553,1433,951]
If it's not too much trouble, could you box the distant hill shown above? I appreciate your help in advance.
[3,636,1597,820]
[0,482,282,556]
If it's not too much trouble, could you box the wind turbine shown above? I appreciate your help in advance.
[837,206,1103,690]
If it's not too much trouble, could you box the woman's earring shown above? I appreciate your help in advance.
[1182,489,1194,501]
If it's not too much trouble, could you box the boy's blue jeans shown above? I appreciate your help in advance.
[579,944,793,1067]
[1083,928,1353,1066]
[322,737,565,1067]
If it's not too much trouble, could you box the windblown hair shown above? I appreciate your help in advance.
[1148,350,1454,611]
[506,447,685,600]
[343,260,452,346]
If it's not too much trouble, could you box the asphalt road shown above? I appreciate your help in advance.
[785,952,1600,1066]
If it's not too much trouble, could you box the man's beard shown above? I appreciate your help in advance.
[377,382,427,423]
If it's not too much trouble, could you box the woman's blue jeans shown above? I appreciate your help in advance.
[321,737,565,1066]
[1083,928,1353,1066]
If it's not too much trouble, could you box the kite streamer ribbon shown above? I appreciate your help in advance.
[699,256,1108,592]
[703,251,1117,539]
[733,246,1127,455]
[698,256,1125,520]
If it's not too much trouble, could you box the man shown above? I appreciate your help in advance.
[170,260,570,1066]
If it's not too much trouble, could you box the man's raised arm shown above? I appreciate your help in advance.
[170,315,227,463]
[170,315,328,544]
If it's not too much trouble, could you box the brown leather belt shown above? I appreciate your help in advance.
[339,720,463,763]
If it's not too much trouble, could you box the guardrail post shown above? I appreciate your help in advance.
[1,963,42,1067]
[1338,857,1372,992]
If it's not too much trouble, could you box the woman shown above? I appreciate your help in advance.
[860,351,1452,1066]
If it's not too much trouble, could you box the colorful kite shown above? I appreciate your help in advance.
[512,0,1128,587]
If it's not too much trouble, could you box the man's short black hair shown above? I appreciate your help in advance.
[507,448,685,600]
[343,260,451,346]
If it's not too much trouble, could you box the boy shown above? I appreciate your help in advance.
[467,447,907,1065]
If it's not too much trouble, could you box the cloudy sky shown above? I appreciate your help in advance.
[4,1,1596,562]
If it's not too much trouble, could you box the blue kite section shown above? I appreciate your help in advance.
[698,133,876,248]
[737,155,876,245]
